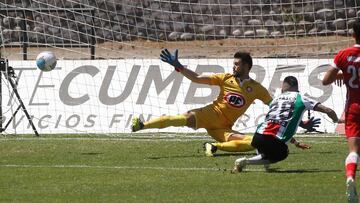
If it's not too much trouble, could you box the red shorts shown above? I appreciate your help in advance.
[345,103,360,138]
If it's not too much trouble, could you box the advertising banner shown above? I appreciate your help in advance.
[4,59,343,134]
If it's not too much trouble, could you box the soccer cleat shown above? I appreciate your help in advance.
[203,142,217,157]
[346,178,359,203]
[131,117,144,132]
[232,157,247,173]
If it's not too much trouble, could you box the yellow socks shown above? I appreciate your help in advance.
[144,115,187,129]
[213,138,254,152]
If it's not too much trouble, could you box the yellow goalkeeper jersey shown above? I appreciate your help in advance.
[209,73,272,125]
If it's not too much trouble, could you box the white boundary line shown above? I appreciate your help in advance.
[0,137,344,143]
[0,135,345,143]
[0,164,266,172]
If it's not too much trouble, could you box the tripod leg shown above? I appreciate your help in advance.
[3,105,21,131]
[6,76,39,136]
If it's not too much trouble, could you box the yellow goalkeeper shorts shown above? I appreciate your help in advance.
[190,104,240,142]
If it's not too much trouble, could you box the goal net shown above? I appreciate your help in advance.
[0,0,357,135]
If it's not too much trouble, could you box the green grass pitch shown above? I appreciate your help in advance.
[0,134,353,202]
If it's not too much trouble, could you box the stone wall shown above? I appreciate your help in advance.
[0,0,359,44]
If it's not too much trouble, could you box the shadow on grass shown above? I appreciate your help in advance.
[291,151,336,155]
[147,152,258,160]
[265,168,341,173]
[81,152,104,155]
[147,154,204,160]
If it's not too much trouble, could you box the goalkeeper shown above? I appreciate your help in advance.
[132,49,318,155]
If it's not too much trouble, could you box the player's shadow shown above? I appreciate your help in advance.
[147,152,256,160]
[264,168,341,173]
[81,152,104,155]
[291,151,335,155]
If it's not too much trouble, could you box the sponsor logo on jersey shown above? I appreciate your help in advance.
[224,92,246,108]
[347,56,360,62]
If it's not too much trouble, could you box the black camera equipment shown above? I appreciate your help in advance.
[0,58,39,136]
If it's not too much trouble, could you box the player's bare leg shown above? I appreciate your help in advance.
[345,137,360,203]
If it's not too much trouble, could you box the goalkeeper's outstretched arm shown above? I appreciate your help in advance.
[160,48,213,85]
[179,66,213,84]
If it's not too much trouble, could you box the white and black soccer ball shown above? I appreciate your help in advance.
[36,51,57,71]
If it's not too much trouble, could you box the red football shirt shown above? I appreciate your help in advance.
[333,45,360,137]
[333,44,360,105]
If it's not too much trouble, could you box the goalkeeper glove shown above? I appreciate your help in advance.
[160,48,184,72]
[300,117,321,132]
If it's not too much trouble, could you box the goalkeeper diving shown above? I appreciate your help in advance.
[131,49,319,155]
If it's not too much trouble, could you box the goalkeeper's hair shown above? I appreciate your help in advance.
[353,18,360,40]
[234,52,253,70]
[284,76,299,88]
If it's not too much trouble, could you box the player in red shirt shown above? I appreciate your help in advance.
[323,19,360,203]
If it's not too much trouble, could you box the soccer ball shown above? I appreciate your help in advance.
[36,51,57,71]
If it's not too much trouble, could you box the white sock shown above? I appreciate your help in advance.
[345,152,359,180]
[246,154,271,165]
[347,177,355,183]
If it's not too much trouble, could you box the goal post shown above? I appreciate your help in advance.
[0,0,357,135]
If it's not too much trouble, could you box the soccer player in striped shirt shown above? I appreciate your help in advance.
[322,18,360,203]
[232,76,340,173]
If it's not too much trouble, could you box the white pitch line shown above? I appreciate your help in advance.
[0,164,225,172]
[0,164,267,172]
[0,135,343,142]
